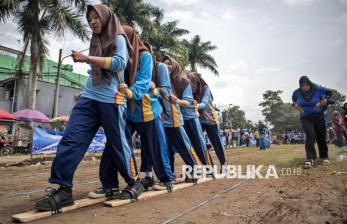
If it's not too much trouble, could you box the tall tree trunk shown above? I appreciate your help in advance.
[191,61,196,72]
[17,37,30,77]
[27,0,40,109]
[27,29,38,109]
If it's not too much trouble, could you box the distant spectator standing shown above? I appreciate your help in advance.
[254,130,260,146]
[228,129,233,148]
[236,127,241,147]
[333,111,346,147]
[343,103,347,139]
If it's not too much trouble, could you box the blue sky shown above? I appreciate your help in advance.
[1,0,346,122]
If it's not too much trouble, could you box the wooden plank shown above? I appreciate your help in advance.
[104,178,213,207]
[12,178,213,222]
[12,197,106,223]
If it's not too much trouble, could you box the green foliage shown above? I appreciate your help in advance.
[222,105,248,129]
[142,20,189,63]
[103,1,218,73]
[1,0,90,56]
[182,35,218,75]
[102,0,163,34]
[259,90,301,132]
[0,0,90,108]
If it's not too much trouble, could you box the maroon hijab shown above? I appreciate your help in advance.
[186,72,210,103]
[122,25,148,85]
[162,56,190,99]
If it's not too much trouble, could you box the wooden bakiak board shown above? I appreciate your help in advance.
[12,178,212,223]
[104,178,212,207]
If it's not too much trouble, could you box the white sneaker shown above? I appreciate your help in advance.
[304,160,313,169]
[152,181,175,191]
[322,159,330,165]
[88,187,105,199]
[88,187,120,199]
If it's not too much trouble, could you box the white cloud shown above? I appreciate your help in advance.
[165,10,195,22]
[283,0,316,6]
[338,14,347,24]
[229,60,248,72]
[222,8,235,21]
[200,60,257,120]
[214,85,245,107]
[207,73,246,108]
[327,38,345,47]
[160,0,201,6]
[256,67,280,75]
[200,11,211,19]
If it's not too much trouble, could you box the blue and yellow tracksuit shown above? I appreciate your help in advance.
[198,87,227,165]
[126,52,174,183]
[156,63,199,173]
[181,84,213,166]
[50,35,137,188]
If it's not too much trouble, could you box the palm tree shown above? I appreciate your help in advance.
[0,0,89,109]
[103,1,189,67]
[143,20,189,63]
[183,35,219,75]
[102,0,163,34]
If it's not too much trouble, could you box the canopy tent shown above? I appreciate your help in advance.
[14,108,49,123]
[0,108,15,120]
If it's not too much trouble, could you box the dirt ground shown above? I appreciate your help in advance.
[0,145,346,224]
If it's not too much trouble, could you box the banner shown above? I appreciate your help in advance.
[32,127,106,154]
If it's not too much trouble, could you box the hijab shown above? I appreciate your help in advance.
[162,56,190,99]
[298,76,317,102]
[187,72,216,122]
[186,72,211,103]
[122,25,148,85]
[87,4,128,85]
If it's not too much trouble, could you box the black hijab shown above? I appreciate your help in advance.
[298,76,317,102]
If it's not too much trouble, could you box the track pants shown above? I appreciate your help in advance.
[300,112,328,160]
[49,97,137,188]
[165,126,199,173]
[128,117,174,182]
[183,117,213,166]
[201,123,227,165]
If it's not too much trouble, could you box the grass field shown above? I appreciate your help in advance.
[224,144,347,171]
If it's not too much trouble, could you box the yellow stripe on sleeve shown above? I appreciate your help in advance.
[127,89,134,99]
[102,57,112,69]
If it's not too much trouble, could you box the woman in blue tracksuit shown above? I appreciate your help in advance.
[119,26,175,192]
[35,4,142,212]
[292,76,332,168]
[153,61,200,182]
[187,72,227,166]
[163,56,214,169]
